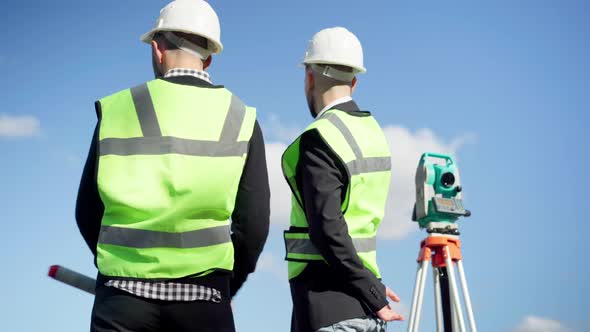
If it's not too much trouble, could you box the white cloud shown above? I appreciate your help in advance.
[265,121,474,240]
[512,316,573,332]
[256,252,286,279]
[264,114,303,143]
[379,126,474,239]
[0,114,41,138]
[266,142,293,225]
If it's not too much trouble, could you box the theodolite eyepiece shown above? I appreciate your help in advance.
[441,172,455,188]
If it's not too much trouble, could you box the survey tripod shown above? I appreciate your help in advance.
[406,153,477,332]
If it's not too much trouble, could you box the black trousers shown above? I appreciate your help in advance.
[91,285,235,332]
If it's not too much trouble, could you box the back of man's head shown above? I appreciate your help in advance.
[308,64,356,94]
[151,31,214,77]
[154,32,210,62]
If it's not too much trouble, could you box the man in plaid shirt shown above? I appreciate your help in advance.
[76,1,270,331]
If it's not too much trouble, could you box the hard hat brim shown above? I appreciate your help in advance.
[140,28,224,54]
[302,59,366,74]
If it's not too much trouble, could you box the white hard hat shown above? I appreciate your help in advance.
[303,27,366,74]
[140,0,223,54]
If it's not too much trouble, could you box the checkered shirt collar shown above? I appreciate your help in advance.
[163,68,212,84]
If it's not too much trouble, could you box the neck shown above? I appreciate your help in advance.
[162,55,205,73]
[314,88,352,116]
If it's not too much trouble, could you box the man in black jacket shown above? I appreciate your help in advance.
[283,27,404,332]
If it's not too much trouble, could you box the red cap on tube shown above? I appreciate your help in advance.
[48,265,60,278]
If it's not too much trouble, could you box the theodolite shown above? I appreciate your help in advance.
[407,153,477,332]
[413,152,471,231]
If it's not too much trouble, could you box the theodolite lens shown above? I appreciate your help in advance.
[441,172,455,188]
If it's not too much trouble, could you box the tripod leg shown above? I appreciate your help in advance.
[414,260,429,332]
[439,268,454,332]
[444,246,467,332]
[451,296,460,332]
[407,263,423,332]
[433,267,444,332]
[407,261,429,332]
[457,260,477,332]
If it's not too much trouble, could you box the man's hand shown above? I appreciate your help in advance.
[376,287,404,321]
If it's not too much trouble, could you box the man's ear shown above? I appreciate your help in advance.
[351,76,358,94]
[306,70,315,91]
[151,40,165,64]
[203,55,212,70]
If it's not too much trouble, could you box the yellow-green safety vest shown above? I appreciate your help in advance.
[282,109,391,280]
[96,79,256,280]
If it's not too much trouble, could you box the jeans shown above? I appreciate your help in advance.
[316,316,387,332]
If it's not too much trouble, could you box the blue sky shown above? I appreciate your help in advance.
[0,1,588,331]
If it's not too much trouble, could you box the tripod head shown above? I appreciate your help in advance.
[412,153,471,229]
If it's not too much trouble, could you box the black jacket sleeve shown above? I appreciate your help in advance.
[75,123,104,258]
[298,129,389,313]
[229,121,271,297]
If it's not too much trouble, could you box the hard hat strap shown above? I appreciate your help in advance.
[162,31,212,60]
[310,64,355,82]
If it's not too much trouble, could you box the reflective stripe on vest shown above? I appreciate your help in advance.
[324,113,391,175]
[284,231,376,259]
[99,85,247,157]
[96,79,256,279]
[100,224,231,249]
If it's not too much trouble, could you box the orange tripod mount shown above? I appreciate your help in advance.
[418,236,462,269]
